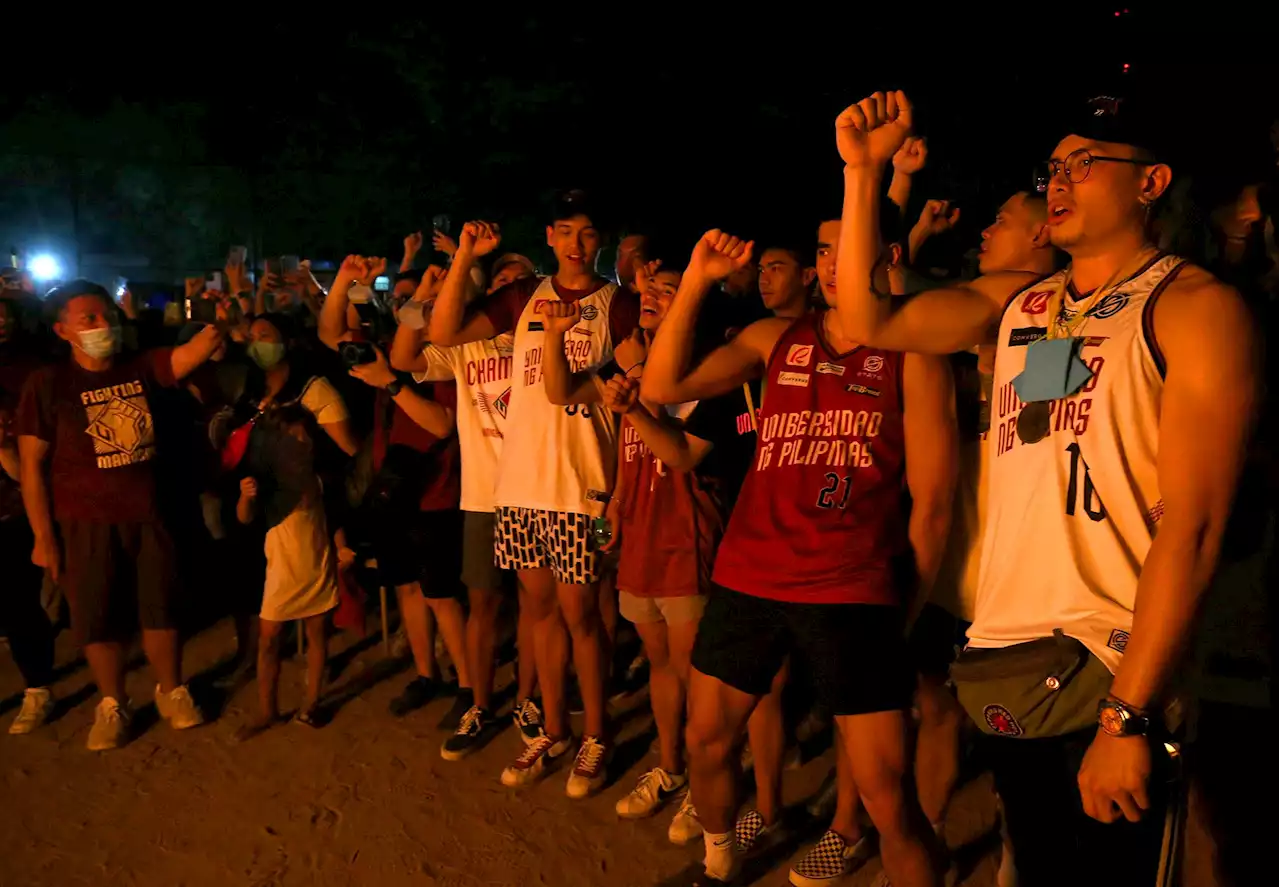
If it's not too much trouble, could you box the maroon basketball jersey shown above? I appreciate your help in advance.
[712,314,907,605]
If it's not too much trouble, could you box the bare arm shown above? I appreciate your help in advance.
[389,314,430,373]
[318,258,364,350]
[428,222,502,347]
[1108,274,1259,711]
[386,389,456,439]
[901,352,958,625]
[170,325,224,380]
[17,436,57,579]
[626,404,714,473]
[541,304,603,406]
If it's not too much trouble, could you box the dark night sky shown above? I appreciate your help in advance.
[1,10,1274,280]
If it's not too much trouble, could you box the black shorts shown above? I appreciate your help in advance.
[58,520,177,645]
[373,509,463,600]
[908,602,970,679]
[691,585,914,717]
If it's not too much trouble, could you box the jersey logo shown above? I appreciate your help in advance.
[785,344,814,367]
[1107,629,1130,654]
[776,371,810,388]
[983,704,1023,736]
[1021,290,1052,315]
[580,304,599,321]
[860,355,884,377]
[1007,326,1043,347]
[493,387,512,419]
[1087,292,1131,319]
[845,383,881,397]
[815,361,845,376]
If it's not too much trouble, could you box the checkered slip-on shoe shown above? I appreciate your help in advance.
[789,830,871,886]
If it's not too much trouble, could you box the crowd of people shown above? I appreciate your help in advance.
[0,87,1274,887]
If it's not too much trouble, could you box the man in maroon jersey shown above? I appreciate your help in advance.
[644,226,957,887]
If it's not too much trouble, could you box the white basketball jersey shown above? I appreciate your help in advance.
[493,277,622,514]
[968,254,1186,673]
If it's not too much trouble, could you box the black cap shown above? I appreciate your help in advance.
[1061,94,1168,161]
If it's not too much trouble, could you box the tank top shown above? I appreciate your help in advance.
[713,314,907,605]
[969,253,1186,673]
[493,277,623,514]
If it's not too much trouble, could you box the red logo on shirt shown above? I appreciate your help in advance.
[1021,291,1052,315]
[786,344,814,367]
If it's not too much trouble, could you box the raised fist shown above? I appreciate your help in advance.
[835,90,913,169]
[404,231,424,257]
[538,299,581,335]
[914,199,962,238]
[361,257,388,285]
[337,255,368,285]
[432,229,459,257]
[602,375,640,415]
[688,230,755,284]
[413,265,448,302]
[240,477,259,499]
[892,136,928,175]
[458,221,501,258]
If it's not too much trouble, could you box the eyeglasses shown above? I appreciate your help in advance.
[1034,148,1150,192]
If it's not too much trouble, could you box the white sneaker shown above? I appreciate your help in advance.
[667,790,703,845]
[565,734,612,799]
[87,697,131,751]
[156,684,205,730]
[615,766,687,819]
[8,687,54,735]
[500,733,574,787]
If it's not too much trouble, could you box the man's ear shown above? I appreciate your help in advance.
[802,267,817,287]
[887,243,903,268]
[53,320,71,343]
[545,226,555,248]
[1141,163,1173,204]
[1031,223,1052,249]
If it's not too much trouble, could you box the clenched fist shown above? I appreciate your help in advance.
[688,230,755,285]
[240,477,259,500]
[538,300,581,335]
[458,221,501,259]
[892,136,928,175]
[835,90,914,169]
[914,199,962,238]
[602,375,640,415]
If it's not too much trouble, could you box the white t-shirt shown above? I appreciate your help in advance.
[414,334,514,513]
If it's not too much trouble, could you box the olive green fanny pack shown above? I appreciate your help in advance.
[951,629,1112,738]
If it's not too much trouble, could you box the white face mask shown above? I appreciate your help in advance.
[76,325,119,359]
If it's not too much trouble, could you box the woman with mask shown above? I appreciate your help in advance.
[231,313,359,740]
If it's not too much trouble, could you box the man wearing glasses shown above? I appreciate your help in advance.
[834,92,1258,885]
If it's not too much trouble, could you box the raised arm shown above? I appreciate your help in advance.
[428,221,502,347]
[888,135,927,218]
[603,376,715,473]
[641,230,778,405]
[318,255,372,350]
[835,91,1032,354]
[170,324,225,380]
[900,352,958,625]
[540,301,605,405]
[350,347,456,440]
[389,267,447,373]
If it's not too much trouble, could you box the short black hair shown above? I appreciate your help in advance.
[757,240,816,269]
[550,188,606,230]
[818,195,904,250]
[45,279,113,320]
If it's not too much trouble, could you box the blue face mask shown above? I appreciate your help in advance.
[247,341,286,370]
[76,325,119,359]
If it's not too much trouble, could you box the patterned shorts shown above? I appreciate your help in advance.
[494,507,599,586]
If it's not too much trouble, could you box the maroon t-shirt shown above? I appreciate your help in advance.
[371,380,461,512]
[16,349,177,524]
[480,275,640,343]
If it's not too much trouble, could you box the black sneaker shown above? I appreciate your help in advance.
[441,705,493,761]
[437,688,474,730]
[390,676,438,717]
[513,697,546,746]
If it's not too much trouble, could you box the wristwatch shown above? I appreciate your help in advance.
[385,378,404,398]
[1097,698,1151,737]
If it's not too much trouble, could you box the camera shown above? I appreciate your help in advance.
[340,341,377,368]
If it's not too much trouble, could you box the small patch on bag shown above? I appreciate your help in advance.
[1107,629,1129,654]
[983,704,1023,736]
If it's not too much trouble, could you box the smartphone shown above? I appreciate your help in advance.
[281,255,301,275]
[114,276,129,299]
[373,275,391,293]
[265,257,283,279]
[432,214,451,235]
[228,245,248,267]
[339,340,377,368]
[208,271,223,292]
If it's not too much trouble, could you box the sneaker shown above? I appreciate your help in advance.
[441,705,494,761]
[734,809,784,857]
[8,687,54,735]
[87,697,131,751]
[500,733,574,787]
[437,689,474,731]
[790,830,874,886]
[156,684,205,730]
[668,790,704,845]
[565,734,612,799]
[389,676,438,717]
[615,766,687,819]
[513,697,545,746]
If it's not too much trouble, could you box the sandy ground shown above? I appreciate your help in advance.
[0,618,1001,887]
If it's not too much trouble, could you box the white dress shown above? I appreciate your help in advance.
[248,376,347,622]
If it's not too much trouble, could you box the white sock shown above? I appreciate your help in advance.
[703,830,738,880]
